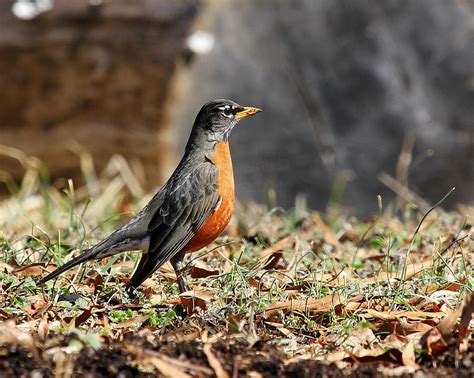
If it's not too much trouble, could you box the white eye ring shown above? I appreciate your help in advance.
[219,105,233,118]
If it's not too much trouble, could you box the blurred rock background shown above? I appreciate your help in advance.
[1,0,473,214]
[0,0,199,189]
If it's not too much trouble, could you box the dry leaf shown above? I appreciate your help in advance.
[312,213,341,248]
[335,298,367,315]
[127,344,213,378]
[147,356,192,378]
[457,291,474,352]
[346,348,402,365]
[418,295,468,356]
[84,271,104,293]
[262,252,287,270]
[189,265,219,279]
[383,334,408,349]
[248,278,260,288]
[382,320,433,336]
[75,308,93,328]
[203,343,229,378]
[361,309,445,321]
[401,341,419,369]
[114,314,151,329]
[419,328,447,355]
[13,263,57,277]
[159,353,214,376]
[341,328,378,355]
[178,289,215,313]
[21,295,50,317]
[0,262,14,273]
[0,320,38,357]
[437,306,463,339]
[281,274,338,291]
[259,237,295,260]
[365,258,433,284]
[37,315,49,340]
[261,294,342,318]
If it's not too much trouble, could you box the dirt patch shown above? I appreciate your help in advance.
[0,344,52,377]
[1,335,474,377]
[76,347,149,377]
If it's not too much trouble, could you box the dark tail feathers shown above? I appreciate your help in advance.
[38,247,100,285]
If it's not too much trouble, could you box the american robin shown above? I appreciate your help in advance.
[39,99,261,293]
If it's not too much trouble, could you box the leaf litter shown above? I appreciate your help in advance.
[0,152,473,377]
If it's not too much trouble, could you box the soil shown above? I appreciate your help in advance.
[1,335,473,377]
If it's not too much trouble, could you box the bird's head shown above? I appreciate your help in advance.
[191,99,262,144]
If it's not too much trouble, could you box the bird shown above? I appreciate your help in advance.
[38,99,261,294]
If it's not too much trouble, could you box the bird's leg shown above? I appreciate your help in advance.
[170,251,188,293]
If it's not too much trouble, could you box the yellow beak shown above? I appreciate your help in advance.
[235,106,262,120]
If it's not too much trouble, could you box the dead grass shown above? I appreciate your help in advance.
[0,148,473,377]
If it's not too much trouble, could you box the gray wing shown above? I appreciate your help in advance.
[126,160,220,289]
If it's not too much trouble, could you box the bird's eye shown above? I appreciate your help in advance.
[221,106,233,118]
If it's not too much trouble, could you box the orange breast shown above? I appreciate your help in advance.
[183,141,235,253]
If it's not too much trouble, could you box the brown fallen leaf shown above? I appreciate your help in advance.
[21,295,50,317]
[113,314,151,329]
[419,327,447,355]
[264,321,297,338]
[380,320,433,336]
[335,296,366,315]
[142,287,156,299]
[110,260,136,271]
[364,258,433,284]
[74,308,94,328]
[346,348,402,365]
[0,320,39,358]
[177,289,215,313]
[408,283,439,306]
[340,328,378,353]
[279,273,339,291]
[159,353,214,376]
[360,309,445,321]
[312,213,342,248]
[383,333,408,349]
[258,237,295,260]
[457,291,474,353]
[84,271,104,293]
[126,343,213,377]
[260,294,343,318]
[13,263,57,277]
[418,292,469,356]
[189,265,219,279]
[316,351,347,363]
[248,278,259,288]
[147,356,192,378]
[437,304,463,339]
[262,252,287,270]
[443,278,467,292]
[203,343,229,378]
[401,341,419,369]
[0,262,14,273]
[37,315,49,340]
[163,327,201,343]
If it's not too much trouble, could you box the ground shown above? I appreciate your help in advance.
[0,155,473,377]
